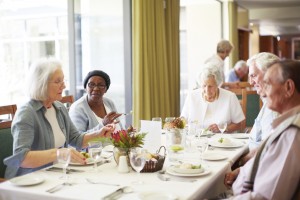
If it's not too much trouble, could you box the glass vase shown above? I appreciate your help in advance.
[113,147,131,166]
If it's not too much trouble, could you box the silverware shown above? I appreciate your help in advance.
[97,159,111,167]
[157,173,197,183]
[86,178,120,186]
[102,186,133,200]
[122,111,132,116]
[46,167,85,173]
[46,182,73,193]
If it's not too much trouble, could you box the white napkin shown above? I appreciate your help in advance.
[140,120,162,154]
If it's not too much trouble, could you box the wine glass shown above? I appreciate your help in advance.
[129,148,146,184]
[57,148,71,180]
[88,141,103,172]
[218,122,227,134]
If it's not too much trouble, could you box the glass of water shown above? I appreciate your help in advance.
[57,148,71,180]
[88,141,103,172]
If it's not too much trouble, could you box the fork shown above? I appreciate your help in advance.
[46,182,73,193]
[86,178,120,186]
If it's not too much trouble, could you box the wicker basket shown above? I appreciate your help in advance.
[140,146,166,173]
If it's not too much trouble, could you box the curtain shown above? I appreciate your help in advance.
[228,1,239,67]
[132,0,180,127]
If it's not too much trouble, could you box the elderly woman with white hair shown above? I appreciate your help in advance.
[181,65,245,133]
[4,57,115,179]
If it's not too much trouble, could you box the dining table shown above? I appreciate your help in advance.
[0,133,249,200]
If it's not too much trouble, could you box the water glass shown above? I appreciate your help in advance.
[88,141,103,172]
[57,148,71,180]
[152,117,162,128]
[129,148,146,184]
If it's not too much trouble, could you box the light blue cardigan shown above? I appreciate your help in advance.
[69,94,123,133]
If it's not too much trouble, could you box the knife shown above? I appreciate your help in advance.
[157,173,196,182]
[46,167,85,173]
[102,186,132,200]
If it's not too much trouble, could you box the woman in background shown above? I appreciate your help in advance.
[181,64,245,133]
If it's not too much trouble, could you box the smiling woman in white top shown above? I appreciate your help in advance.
[181,64,245,133]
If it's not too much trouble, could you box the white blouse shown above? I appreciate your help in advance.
[181,88,245,129]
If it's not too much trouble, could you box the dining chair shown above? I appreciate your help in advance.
[228,89,247,132]
[59,95,74,110]
[0,104,17,181]
[237,82,253,90]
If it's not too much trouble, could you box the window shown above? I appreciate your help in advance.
[0,0,69,106]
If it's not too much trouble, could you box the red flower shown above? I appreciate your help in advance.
[110,126,146,148]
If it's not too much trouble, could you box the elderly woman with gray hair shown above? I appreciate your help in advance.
[181,64,245,133]
[4,58,114,178]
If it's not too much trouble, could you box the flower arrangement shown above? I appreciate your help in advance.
[111,126,147,148]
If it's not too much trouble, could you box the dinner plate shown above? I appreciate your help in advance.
[9,176,45,186]
[69,158,95,166]
[230,133,249,139]
[209,139,244,148]
[202,152,227,161]
[172,166,204,174]
[166,166,210,177]
[139,191,178,200]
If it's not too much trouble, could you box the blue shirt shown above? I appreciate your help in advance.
[4,100,84,178]
[226,69,239,82]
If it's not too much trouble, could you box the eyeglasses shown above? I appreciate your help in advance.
[49,79,66,86]
[87,82,106,90]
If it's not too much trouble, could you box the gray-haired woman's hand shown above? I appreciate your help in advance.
[102,112,122,125]
[98,124,115,138]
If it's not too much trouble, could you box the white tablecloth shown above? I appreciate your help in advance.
[0,134,249,200]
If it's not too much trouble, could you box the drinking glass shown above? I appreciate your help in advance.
[196,137,208,165]
[88,141,103,172]
[129,148,146,184]
[165,117,175,123]
[218,122,227,134]
[152,117,162,128]
[57,148,71,180]
[152,117,162,122]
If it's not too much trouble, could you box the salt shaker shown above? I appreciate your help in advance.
[118,156,129,173]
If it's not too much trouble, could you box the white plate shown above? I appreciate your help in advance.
[172,165,204,174]
[166,166,210,177]
[230,133,249,139]
[69,158,95,166]
[202,152,227,161]
[209,139,244,148]
[9,176,44,186]
[139,191,178,200]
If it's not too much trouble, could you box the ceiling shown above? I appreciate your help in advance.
[235,0,300,36]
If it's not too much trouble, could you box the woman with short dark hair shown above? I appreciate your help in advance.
[69,70,123,134]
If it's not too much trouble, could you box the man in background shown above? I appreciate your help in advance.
[226,60,248,83]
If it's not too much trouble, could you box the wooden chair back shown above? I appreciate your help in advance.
[0,104,17,180]
[0,104,17,129]
[59,95,74,110]
[228,89,247,131]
